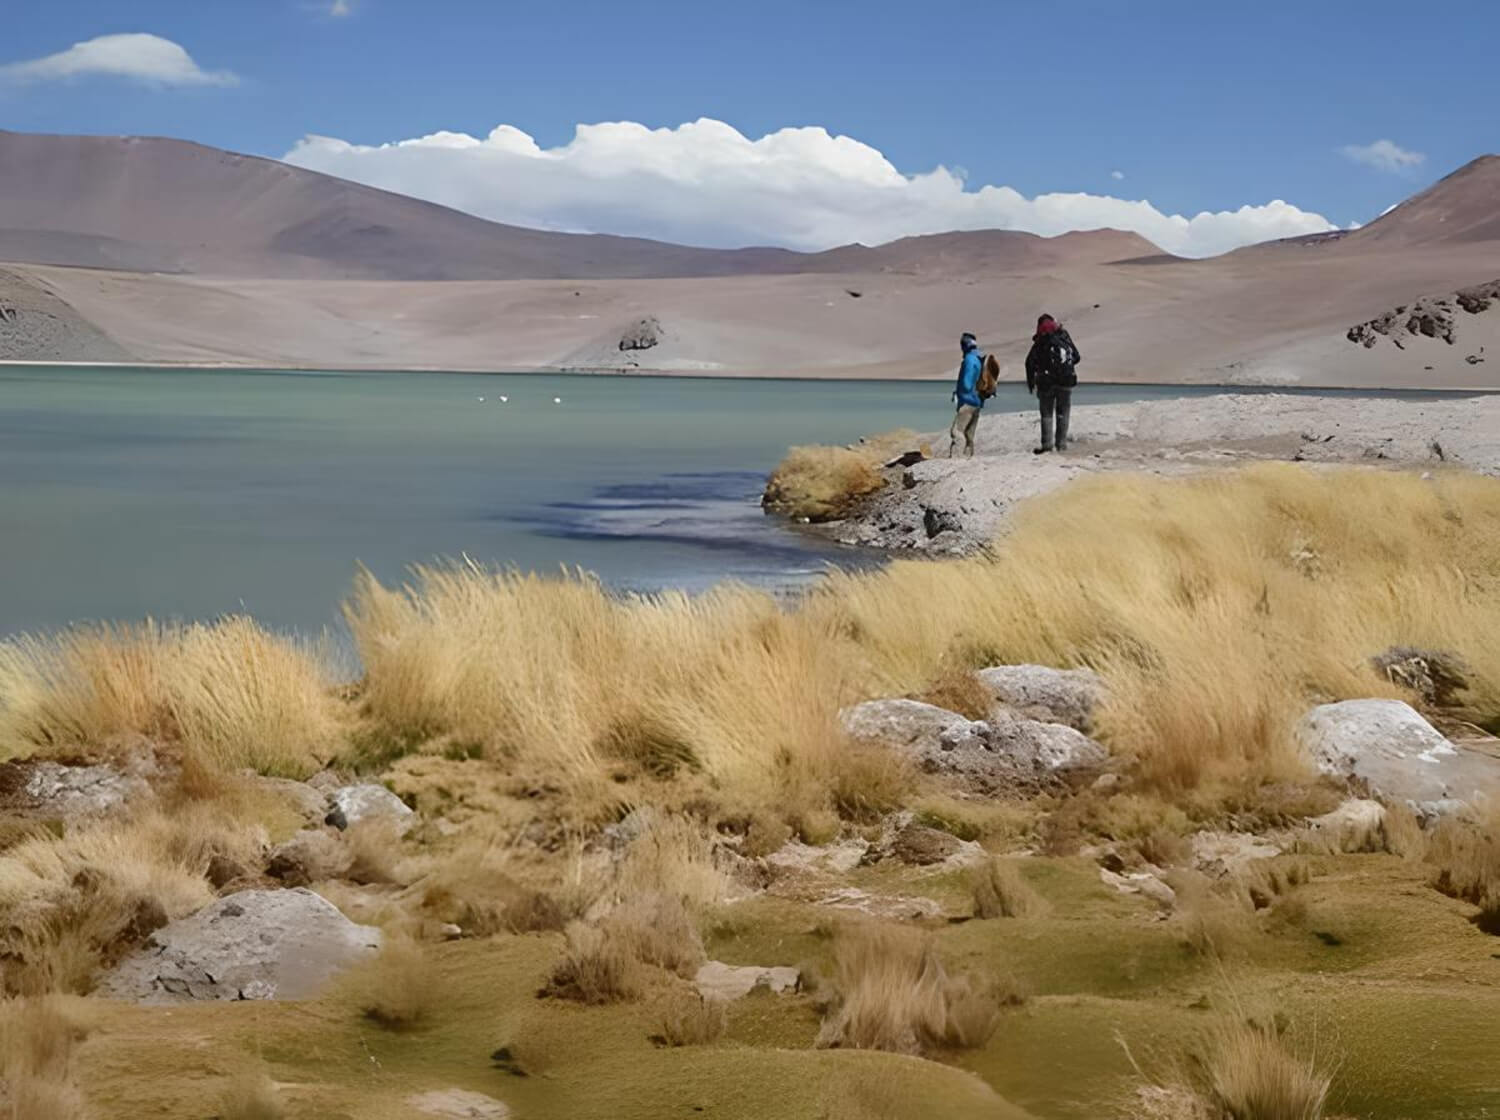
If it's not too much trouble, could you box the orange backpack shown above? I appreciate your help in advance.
[977,353,1001,400]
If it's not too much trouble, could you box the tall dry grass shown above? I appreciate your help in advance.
[0,617,343,777]
[346,466,1500,814]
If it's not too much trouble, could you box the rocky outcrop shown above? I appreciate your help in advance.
[325,783,415,833]
[841,698,1107,795]
[0,758,153,820]
[618,316,663,352]
[1298,699,1500,817]
[98,888,381,1003]
[1370,647,1470,709]
[976,665,1107,733]
[1346,279,1499,350]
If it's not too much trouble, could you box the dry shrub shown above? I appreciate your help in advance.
[1378,802,1426,859]
[0,803,267,995]
[971,857,1048,919]
[654,989,727,1047]
[816,923,1004,1055]
[0,996,92,1120]
[219,1073,284,1120]
[1426,805,1500,932]
[0,618,343,777]
[542,893,704,1005]
[1206,1022,1332,1120]
[352,935,433,1030]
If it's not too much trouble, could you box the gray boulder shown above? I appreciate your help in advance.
[98,888,381,1003]
[841,699,1107,796]
[326,784,415,833]
[618,316,662,352]
[1298,699,1500,817]
[841,699,987,753]
[977,664,1107,732]
[254,776,329,824]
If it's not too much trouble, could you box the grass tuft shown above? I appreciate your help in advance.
[970,857,1049,919]
[815,923,1007,1055]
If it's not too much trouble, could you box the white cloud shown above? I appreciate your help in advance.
[1110,170,1126,181]
[0,33,236,87]
[1341,139,1425,173]
[285,118,1337,259]
[330,0,355,16]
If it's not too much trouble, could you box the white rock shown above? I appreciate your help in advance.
[327,783,415,833]
[840,699,984,752]
[408,1089,510,1119]
[1100,868,1176,907]
[977,664,1107,732]
[1191,831,1281,878]
[1307,799,1387,851]
[1298,699,1500,816]
[98,888,381,1003]
[694,961,800,1001]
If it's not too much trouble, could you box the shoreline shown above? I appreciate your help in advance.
[801,391,1500,555]
[2,358,1497,393]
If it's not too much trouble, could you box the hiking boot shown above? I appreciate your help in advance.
[1033,446,1052,455]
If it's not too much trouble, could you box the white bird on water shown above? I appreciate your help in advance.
[477,396,485,402]
[553,396,562,404]
[499,395,509,403]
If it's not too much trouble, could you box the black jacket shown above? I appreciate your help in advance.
[1025,328,1081,392]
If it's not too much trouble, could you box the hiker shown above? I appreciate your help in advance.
[1025,314,1081,454]
[950,332,996,458]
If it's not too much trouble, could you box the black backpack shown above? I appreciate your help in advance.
[1039,331,1078,387]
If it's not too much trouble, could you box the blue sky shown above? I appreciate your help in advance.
[2,0,1495,253]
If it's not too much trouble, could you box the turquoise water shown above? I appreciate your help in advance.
[0,366,1460,635]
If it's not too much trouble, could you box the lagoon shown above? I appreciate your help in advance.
[0,366,1458,635]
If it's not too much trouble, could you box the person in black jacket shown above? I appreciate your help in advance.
[1024,314,1082,453]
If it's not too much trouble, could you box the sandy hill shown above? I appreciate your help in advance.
[0,130,1155,281]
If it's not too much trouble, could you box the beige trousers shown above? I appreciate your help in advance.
[949,404,980,457]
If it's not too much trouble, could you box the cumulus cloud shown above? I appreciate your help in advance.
[330,0,355,16]
[0,32,236,87]
[1341,139,1425,173]
[285,118,1336,258]
[1110,170,1126,181]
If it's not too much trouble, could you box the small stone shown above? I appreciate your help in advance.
[326,784,415,834]
[891,823,961,866]
[694,961,800,1001]
[407,1089,510,1119]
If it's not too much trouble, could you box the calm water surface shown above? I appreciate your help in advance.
[0,366,1456,635]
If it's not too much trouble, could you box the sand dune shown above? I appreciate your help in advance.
[0,131,1496,386]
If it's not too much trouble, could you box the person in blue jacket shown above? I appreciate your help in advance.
[949,332,985,458]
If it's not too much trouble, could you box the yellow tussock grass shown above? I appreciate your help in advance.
[0,995,93,1120]
[542,892,705,1005]
[348,466,1500,812]
[0,617,342,777]
[970,856,1049,919]
[815,923,1004,1055]
[218,1073,284,1120]
[762,429,920,522]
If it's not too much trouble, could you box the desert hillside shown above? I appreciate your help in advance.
[0,131,1496,387]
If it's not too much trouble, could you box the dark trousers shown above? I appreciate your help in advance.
[1038,386,1072,450]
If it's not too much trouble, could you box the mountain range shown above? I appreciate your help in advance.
[0,130,1496,386]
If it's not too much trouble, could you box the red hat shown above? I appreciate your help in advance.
[1036,315,1059,335]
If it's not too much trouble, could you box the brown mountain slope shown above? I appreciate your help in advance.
[0,130,1159,281]
[1346,155,1500,247]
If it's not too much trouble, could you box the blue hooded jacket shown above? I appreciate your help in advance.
[953,343,984,409]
